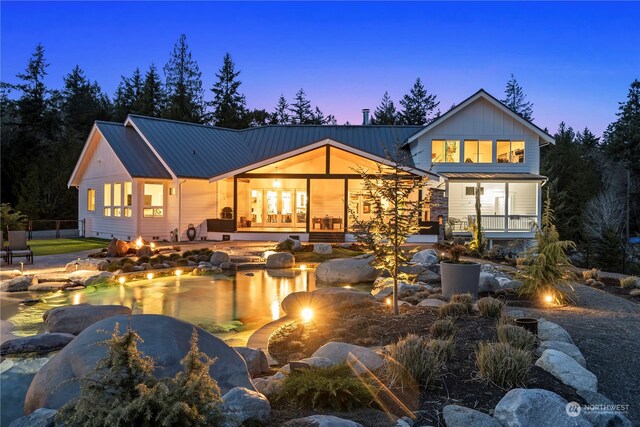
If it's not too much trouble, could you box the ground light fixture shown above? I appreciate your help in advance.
[146,273,154,280]
[175,269,182,277]
[299,264,307,270]
[301,307,313,323]
[544,293,554,304]
[118,276,126,284]
[385,297,392,306]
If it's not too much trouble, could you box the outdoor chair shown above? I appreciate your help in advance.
[0,237,9,264]
[7,230,33,264]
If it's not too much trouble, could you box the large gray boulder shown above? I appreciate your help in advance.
[43,304,132,335]
[442,405,501,427]
[210,251,231,266]
[577,389,634,427]
[67,270,114,286]
[313,243,333,255]
[538,319,574,344]
[0,333,75,356]
[538,340,587,367]
[409,249,439,266]
[478,272,500,293]
[222,387,270,426]
[290,415,363,427]
[417,298,446,308]
[312,342,383,375]
[0,275,37,292]
[315,255,379,286]
[281,287,375,316]
[494,388,591,427]
[24,314,254,414]
[233,347,270,377]
[265,252,295,269]
[8,408,57,427]
[65,258,108,272]
[535,349,598,392]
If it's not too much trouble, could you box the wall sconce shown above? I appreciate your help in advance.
[169,188,175,195]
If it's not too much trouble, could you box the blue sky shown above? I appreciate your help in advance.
[1,1,638,135]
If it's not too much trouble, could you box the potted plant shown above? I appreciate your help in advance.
[440,244,481,299]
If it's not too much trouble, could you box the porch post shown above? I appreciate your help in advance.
[504,182,509,232]
[233,176,238,232]
[306,178,311,233]
[343,179,348,232]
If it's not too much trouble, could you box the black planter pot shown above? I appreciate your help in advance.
[514,317,539,335]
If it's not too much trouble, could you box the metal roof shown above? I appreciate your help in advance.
[439,172,547,181]
[127,115,423,179]
[96,121,172,179]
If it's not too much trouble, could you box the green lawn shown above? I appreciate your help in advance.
[28,238,110,256]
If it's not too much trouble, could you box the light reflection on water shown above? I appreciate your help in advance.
[2,269,317,344]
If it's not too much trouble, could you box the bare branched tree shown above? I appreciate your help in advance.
[582,192,626,240]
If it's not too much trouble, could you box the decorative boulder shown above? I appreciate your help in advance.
[221,387,270,426]
[535,349,597,392]
[280,356,336,373]
[135,245,153,258]
[65,258,108,272]
[106,238,129,257]
[277,237,302,252]
[0,333,75,356]
[220,261,238,270]
[266,252,294,269]
[281,287,375,316]
[577,389,634,427]
[43,304,132,335]
[210,251,231,266]
[0,276,37,292]
[478,272,501,293]
[315,256,379,286]
[233,347,270,377]
[24,314,254,414]
[8,408,57,427]
[409,249,439,267]
[289,415,363,427]
[313,243,333,255]
[494,388,591,427]
[417,298,446,308]
[538,340,587,367]
[442,405,501,427]
[538,319,574,344]
[312,342,384,375]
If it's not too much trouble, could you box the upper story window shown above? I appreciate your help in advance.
[103,183,111,216]
[113,183,122,217]
[464,140,492,163]
[87,188,95,211]
[432,140,460,163]
[124,182,133,217]
[497,140,525,163]
[143,183,164,218]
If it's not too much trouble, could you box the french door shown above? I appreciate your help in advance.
[253,189,306,228]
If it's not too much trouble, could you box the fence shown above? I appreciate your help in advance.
[26,219,85,240]
[576,242,640,275]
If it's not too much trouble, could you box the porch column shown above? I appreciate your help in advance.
[306,178,310,233]
[504,182,509,232]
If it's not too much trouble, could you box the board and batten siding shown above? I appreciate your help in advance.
[77,132,136,240]
[178,179,217,241]
[411,98,542,175]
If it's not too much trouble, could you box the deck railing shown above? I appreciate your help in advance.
[450,215,538,232]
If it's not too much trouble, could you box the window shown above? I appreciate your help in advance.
[497,140,525,163]
[113,183,122,217]
[465,186,484,196]
[103,183,111,216]
[87,188,95,211]
[143,183,164,217]
[464,140,492,163]
[124,182,132,217]
[432,140,460,163]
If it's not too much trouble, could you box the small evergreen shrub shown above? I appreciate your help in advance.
[120,257,136,266]
[426,338,455,362]
[136,256,150,265]
[168,253,181,261]
[187,255,197,262]
[385,334,443,389]
[268,321,305,364]
[122,264,135,273]
[497,324,537,352]
[620,276,639,289]
[582,268,600,281]
[451,293,473,308]
[429,319,457,340]
[477,297,505,318]
[275,239,295,253]
[438,302,471,318]
[414,290,432,300]
[176,258,189,267]
[275,363,374,411]
[476,342,532,388]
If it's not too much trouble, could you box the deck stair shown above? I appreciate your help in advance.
[308,232,345,243]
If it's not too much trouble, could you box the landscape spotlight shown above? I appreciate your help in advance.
[301,307,313,323]
[175,269,182,277]
[146,273,154,280]
[118,276,126,284]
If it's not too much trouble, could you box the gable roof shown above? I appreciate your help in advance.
[404,89,555,146]
[126,115,424,179]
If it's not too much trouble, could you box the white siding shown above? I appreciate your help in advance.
[137,179,173,241]
[77,132,136,240]
[178,179,217,240]
[411,98,541,175]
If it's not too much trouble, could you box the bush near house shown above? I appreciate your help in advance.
[620,276,640,289]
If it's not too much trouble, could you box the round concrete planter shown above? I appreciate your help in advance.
[440,261,481,299]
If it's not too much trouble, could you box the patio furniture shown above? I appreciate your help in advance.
[312,217,322,229]
[7,231,33,264]
[220,207,233,219]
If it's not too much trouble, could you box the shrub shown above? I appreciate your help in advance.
[426,338,455,362]
[414,290,431,300]
[620,276,639,289]
[365,324,386,338]
[496,311,514,327]
[438,302,471,318]
[385,334,442,389]
[137,256,150,265]
[477,297,505,318]
[168,253,181,261]
[122,264,135,273]
[120,257,136,265]
[402,296,420,305]
[429,319,457,340]
[582,268,600,281]
[57,325,225,427]
[451,293,473,308]
[275,239,295,253]
[497,324,537,352]
[175,258,189,267]
[268,321,305,364]
[275,363,374,411]
[107,263,122,272]
[486,245,506,260]
[186,255,197,262]
[476,342,532,388]
[0,203,27,237]
[354,337,376,347]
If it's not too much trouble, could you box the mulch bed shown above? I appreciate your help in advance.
[267,302,586,427]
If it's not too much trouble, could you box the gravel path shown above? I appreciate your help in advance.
[516,283,640,424]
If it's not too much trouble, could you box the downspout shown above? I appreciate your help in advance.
[178,179,186,242]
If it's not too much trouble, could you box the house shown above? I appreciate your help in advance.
[68,89,553,247]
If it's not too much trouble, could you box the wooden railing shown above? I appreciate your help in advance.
[452,215,538,232]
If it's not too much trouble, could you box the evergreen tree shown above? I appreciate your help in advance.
[245,108,270,127]
[139,64,165,117]
[289,89,314,124]
[271,94,290,124]
[397,78,439,125]
[370,91,397,125]
[501,74,534,121]
[209,52,247,129]
[113,68,143,122]
[163,34,205,123]
[62,66,110,133]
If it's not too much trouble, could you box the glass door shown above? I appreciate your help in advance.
[254,189,306,229]
[281,191,293,224]
[296,191,307,226]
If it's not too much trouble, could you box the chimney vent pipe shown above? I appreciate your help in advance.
[362,109,370,126]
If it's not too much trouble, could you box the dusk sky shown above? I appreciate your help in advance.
[2,1,638,136]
